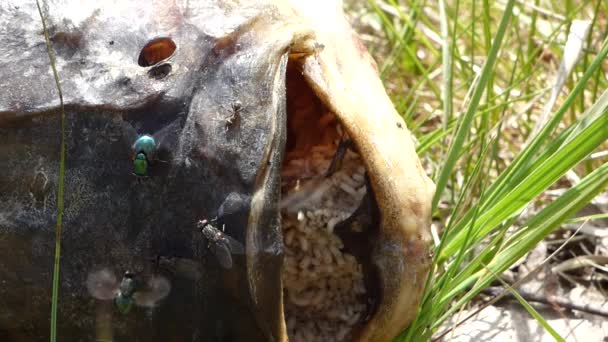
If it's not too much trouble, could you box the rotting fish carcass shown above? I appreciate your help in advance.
[0,1,434,341]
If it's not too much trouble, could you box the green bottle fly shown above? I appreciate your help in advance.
[114,271,137,314]
[131,135,156,176]
[133,152,149,176]
[86,268,171,313]
[132,135,157,159]
[121,120,181,177]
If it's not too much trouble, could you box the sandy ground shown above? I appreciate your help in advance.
[438,302,608,342]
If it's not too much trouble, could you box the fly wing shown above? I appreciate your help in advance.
[280,178,332,213]
[120,120,140,157]
[211,242,234,269]
[216,192,249,219]
[133,275,171,308]
[151,118,183,158]
[222,234,244,255]
[86,269,118,300]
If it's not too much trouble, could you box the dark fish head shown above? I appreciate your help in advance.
[0,1,435,342]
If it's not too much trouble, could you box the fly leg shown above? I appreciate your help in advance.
[325,137,354,177]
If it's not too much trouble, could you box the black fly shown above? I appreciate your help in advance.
[197,219,244,269]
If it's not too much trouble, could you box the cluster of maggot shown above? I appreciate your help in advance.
[281,138,369,342]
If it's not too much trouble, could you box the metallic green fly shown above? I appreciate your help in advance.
[86,269,171,314]
[121,119,181,177]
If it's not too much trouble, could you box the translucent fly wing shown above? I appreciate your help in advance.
[222,234,244,255]
[217,192,249,219]
[133,275,171,308]
[210,241,234,269]
[151,118,183,157]
[280,178,332,213]
[86,269,118,300]
[120,120,140,156]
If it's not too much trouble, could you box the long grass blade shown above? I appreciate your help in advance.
[431,0,516,211]
[441,89,608,258]
[35,1,67,341]
[436,161,608,325]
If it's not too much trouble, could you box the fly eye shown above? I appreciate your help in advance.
[138,37,176,67]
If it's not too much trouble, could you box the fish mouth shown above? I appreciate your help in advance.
[277,61,381,341]
[273,19,435,339]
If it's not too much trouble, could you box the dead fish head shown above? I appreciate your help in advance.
[0,1,434,341]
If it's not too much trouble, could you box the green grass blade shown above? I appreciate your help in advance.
[480,34,608,210]
[443,33,608,244]
[440,89,608,258]
[431,0,516,211]
[436,161,608,326]
[366,0,608,340]
[508,288,565,342]
[490,268,566,341]
[35,1,67,341]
